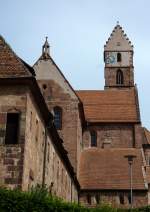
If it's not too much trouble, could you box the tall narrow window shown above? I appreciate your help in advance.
[119,193,124,204]
[96,193,100,204]
[5,113,19,144]
[116,69,124,85]
[87,194,91,205]
[128,193,131,204]
[91,131,97,147]
[117,53,121,62]
[54,107,62,130]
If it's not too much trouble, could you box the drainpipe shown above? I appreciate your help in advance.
[42,122,52,187]
[71,179,72,202]
[42,126,47,187]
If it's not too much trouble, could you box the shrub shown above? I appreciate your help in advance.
[0,186,148,212]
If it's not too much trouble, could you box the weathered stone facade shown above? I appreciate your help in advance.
[76,24,150,208]
[83,124,135,149]
[80,191,148,208]
[34,56,83,174]
[0,35,79,203]
[0,23,150,209]
[0,86,27,189]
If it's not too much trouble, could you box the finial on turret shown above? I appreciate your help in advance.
[116,21,119,25]
[42,36,50,59]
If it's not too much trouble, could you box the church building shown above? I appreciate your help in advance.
[0,24,150,208]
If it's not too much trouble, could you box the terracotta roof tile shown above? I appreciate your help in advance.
[76,90,139,123]
[79,148,147,190]
[0,35,35,78]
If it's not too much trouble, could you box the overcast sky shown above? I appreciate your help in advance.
[0,0,150,129]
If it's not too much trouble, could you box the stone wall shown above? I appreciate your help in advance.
[0,86,27,188]
[22,92,45,190]
[0,86,79,202]
[80,190,148,208]
[134,124,145,148]
[22,91,78,202]
[44,136,78,202]
[105,67,134,88]
[37,79,82,173]
[83,124,135,149]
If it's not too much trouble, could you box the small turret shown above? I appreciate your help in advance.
[41,37,50,60]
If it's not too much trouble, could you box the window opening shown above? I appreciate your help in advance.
[116,69,124,85]
[91,131,97,147]
[87,194,91,205]
[5,113,19,144]
[54,107,62,130]
[117,53,121,62]
[119,193,124,204]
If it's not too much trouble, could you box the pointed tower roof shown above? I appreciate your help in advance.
[0,35,35,78]
[104,23,133,51]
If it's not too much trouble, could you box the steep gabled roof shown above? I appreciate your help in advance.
[79,148,147,190]
[34,49,81,101]
[76,89,140,123]
[104,24,133,51]
[0,35,35,78]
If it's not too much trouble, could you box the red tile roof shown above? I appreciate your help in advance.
[79,148,147,190]
[76,89,139,123]
[0,35,35,78]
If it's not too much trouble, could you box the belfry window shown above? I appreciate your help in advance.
[54,106,62,130]
[117,53,122,62]
[90,131,97,147]
[5,113,19,144]
[116,69,124,85]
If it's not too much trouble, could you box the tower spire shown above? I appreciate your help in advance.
[42,36,50,60]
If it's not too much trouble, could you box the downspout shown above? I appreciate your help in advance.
[78,188,80,205]
[42,126,47,187]
[42,121,52,187]
[71,179,72,202]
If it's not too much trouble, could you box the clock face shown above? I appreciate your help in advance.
[105,53,116,64]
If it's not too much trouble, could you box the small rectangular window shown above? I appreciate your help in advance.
[87,194,91,205]
[119,193,124,204]
[96,193,100,204]
[128,193,131,204]
[5,113,19,144]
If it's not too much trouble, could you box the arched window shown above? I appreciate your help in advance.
[117,53,122,62]
[54,106,62,130]
[90,131,97,147]
[116,69,124,85]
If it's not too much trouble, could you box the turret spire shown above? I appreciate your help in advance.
[42,36,50,60]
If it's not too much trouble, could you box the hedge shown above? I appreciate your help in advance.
[0,185,149,212]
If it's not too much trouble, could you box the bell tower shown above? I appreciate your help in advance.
[104,23,134,89]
